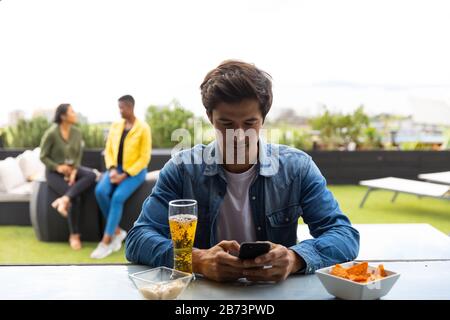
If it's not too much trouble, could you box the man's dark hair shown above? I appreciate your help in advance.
[53,103,71,124]
[118,95,135,107]
[200,60,273,120]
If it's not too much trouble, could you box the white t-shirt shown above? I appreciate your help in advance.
[216,165,258,244]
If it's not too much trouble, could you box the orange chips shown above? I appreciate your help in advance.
[330,262,387,283]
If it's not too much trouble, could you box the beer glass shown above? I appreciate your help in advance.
[168,199,198,274]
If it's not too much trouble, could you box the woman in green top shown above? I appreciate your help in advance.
[40,104,97,250]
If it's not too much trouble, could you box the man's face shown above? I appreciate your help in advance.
[208,99,263,168]
[118,101,133,119]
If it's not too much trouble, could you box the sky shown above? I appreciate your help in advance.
[1,0,450,125]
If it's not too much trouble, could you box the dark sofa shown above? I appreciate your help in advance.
[30,172,159,242]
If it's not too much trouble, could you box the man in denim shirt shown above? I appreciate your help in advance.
[126,60,359,282]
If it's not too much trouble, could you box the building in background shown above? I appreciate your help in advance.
[7,110,25,126]
[32,108,54,122]
[271,108,310,129]
[371,114,448,150]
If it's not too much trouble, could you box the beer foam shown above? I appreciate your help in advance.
[169,214,198,223]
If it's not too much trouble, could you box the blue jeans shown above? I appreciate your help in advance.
[95,166,146,236]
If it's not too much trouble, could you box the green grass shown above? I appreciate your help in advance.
[0,227,127,264]
[327,186,450,234]
[0,185,449,264]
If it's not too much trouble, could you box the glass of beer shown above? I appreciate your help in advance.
[168,199,198,274]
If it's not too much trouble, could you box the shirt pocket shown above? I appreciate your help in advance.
[267,204,302,228]
[266,204,302,247]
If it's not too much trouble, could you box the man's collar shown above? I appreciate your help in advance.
[203,138,278,178]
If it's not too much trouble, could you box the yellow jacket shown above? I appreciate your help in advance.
[104,118,152,176]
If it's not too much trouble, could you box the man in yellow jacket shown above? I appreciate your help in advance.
[91,95,152,259]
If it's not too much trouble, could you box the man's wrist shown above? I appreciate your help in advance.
[192,248,204,275]
[288,249,305,274]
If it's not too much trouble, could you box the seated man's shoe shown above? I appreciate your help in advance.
[90,242,113,259]
[111,229,127,252]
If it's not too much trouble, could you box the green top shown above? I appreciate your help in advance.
[39,124,84,171]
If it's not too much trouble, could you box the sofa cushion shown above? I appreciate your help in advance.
[9,183,32,194]
[0,181,32,202]
[0,157,27,192]
[0,192,31,202]
[146,170,160,181]
[16,148,46,182]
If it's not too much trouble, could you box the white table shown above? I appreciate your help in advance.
[359,177,450,197]
[1,224,450,300]
[0,261,449,300]
[297,223,450,261]
[419,171,450,185]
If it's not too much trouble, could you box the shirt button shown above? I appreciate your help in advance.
[285,217,290,222]
[251,196,256,200]
[257,226,262,231]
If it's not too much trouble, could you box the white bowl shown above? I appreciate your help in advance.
[316,261,400,300]
[129,267,193,300]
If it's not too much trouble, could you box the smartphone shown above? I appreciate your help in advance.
[238,242,271,260]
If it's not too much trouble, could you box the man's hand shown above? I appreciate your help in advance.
[109,168,119,182]
[242,242,305,283]
[110,172,127,184]
[109,169,127,184]
[192,240,245,282]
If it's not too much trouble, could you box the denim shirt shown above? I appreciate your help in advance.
[125,140,360,274]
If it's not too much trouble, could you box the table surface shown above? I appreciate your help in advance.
[1,223,450,300]
[359,177,450,197]
[298,223,450,261]
[0,261,449,300]
[418,171,450,185]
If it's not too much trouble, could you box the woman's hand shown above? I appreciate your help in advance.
[68,168,77,186]
[56,164,72,176]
